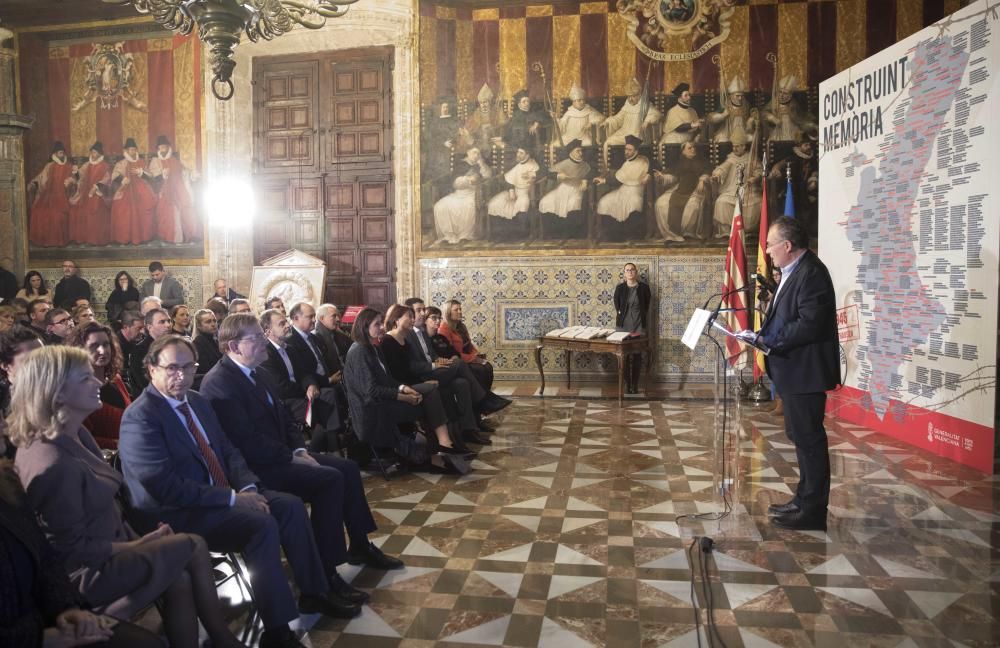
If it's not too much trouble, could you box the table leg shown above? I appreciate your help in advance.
[565,350,572,388]
[617,351,625,406]
[535,344,546,396]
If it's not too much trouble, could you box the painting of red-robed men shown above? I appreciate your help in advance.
[27,135,203,260]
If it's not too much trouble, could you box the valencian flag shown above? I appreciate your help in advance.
[721,200,750,367]
[753,154,771,379]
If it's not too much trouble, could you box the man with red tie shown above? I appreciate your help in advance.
[119,335,361,648]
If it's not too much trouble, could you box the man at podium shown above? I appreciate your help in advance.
[738,216,840,531]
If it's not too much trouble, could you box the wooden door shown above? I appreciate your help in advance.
[253,48,395,309]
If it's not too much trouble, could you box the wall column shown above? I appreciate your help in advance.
[0,26,33,275]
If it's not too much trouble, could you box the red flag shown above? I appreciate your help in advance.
[721,200,749,367]
[753,161,771,378]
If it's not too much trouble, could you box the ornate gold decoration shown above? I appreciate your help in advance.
[102,0,360,100]
[618,0,740,62]
[71,42,146,112]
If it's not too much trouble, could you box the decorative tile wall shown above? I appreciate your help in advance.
[419,253,727,382]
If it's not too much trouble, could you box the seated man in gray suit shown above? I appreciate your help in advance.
[403,297,510,442]
[119,335,360,648]
[140,261,185,310]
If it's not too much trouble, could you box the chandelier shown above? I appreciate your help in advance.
[102,0,359,100]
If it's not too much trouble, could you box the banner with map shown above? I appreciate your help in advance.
[819,0,998,473]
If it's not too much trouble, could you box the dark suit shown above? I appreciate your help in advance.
[52,275,93,310]
[118,385,330,629]
[200,356,376,576]
[313,323,345,372]
[758,250,840,519]
[192,333,223,387]
[261,341,343,452]
[315,322,352,364]
[342,342,422,449]
[128,336,152,392]
[285,327,332,391]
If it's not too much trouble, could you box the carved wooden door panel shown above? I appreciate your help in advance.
[253,48,395,308]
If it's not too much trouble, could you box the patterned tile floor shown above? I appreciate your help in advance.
[286,387,998,647]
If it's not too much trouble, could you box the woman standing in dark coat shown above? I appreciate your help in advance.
[613,262,651,393]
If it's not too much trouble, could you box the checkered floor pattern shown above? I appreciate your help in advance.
[281,395,998,647]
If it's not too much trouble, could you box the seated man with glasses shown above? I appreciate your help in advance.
[199,315,402,597]
[43,308,76,345]
[120,335,361,648]
[128,308,175,391]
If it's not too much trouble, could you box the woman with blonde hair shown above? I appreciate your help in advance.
[10,346,244,648]
[438,299,494,390]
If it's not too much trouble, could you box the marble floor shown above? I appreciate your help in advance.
[273,389,998,647]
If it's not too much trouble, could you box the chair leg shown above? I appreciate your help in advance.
[368,443,393,481]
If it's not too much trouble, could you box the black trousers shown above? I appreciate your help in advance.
[467,361,494,392]
[783,391,830,518]
[254,454,377,578]
[158,489,328,630]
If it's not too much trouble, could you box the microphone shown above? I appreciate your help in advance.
[751,272,776,291]
[701,284,752,310]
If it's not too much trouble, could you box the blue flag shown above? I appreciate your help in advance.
[783,176,795,217]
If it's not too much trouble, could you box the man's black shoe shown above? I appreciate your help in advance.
[330,572,370,604]
[767,501,800,516]
[477,417,498,432]
[260,626,305,648]
[347,541,405,570]
[480,394,512,415]
[770,511,826,531]
[298,593,361,618]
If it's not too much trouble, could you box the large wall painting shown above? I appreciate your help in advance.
[416,0,953,254]
[19,23,205,264]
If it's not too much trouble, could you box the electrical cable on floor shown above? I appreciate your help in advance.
[688,535,729,648]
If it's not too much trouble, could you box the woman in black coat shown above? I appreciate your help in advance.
[612,262,651,393]
[342,308,468,464]
[104,272,140,327]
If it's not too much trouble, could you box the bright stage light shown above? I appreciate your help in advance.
[204,177,255,230]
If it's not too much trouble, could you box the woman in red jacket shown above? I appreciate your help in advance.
[67,322,131,450]
[438,300,494,391]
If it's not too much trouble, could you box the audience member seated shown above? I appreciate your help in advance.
[228,298,252,315]
[105,271,141,326]
[192,308,223,381]
[52,261,92,311]
[406,298,510,434]
[342,308,469,471]
[72,304,96,327]
[12,298,31,327]
[213,278,245,302]
[0,460,164,647]
[438,299,495,390]
[381,304,479,449]
[284,303,345,404]
[67,322,131,450]
[425,306,456,359]
[259,309,343,454]
[266,297,286,315]
[0,326,44,458]
[120,335,361,647]
[315,303,352,363]
[138,296,162,316]
[169,304,192,337]
[27,299,52,340]
[205,296,230,321]
[10,346,244,648]
[0,305,15,334]
[128,309,173,392]
[116,311,144,396]
[44,308,75,345]
[16,270,49,302]
[200,314,403,597]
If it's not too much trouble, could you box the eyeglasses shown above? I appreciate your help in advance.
[52,317,73,326]
[240,333,266,343]
[765,239,787,251]
[155,362,199,376]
